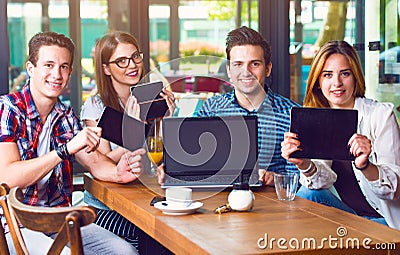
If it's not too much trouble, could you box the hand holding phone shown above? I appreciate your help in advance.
[130,81,164,103]
[130,81,168,120]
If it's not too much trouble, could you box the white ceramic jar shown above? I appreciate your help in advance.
[228,182,255,211]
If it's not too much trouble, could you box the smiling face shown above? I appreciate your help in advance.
[27,45,72,103]
[103,43,143,92]
[319,53,356,109]
[227,44,271,99]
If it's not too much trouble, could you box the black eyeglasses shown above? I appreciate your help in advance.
[107,51,143,68]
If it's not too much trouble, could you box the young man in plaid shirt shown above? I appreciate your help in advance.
[0,31,145,254]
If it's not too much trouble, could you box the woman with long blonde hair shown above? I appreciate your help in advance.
[281,40,400,230]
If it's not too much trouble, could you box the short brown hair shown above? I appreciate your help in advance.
[28,31,75,66]
[225,26,272,64]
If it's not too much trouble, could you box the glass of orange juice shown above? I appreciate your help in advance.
[147,136,163,165]
[146,118,163,174]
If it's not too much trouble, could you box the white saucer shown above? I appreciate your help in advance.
[154,201,203,215]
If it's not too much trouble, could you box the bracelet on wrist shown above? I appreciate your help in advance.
[299,162,316,175]
[55,144,71,160]
[353,159,370,171]
[298,162,313,172]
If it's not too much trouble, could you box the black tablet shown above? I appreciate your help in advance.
[97,106,149,151]
[130,81,169,120]
[289,107,358,160]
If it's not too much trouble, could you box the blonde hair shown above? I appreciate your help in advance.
[303,40,365,108]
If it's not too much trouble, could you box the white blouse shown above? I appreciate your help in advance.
[299,97,400,230]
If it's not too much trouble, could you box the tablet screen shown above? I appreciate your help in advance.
[289,107,357,160]
[97,106,149,151]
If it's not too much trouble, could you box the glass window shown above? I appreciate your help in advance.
[289,0,357,104]
[365,0,400,122]
[7,0,108,105]
[80,0,108,102]
[177,1,234,77]
[8,2,42,92]
[149,5,170,65]
[149,0,258,95]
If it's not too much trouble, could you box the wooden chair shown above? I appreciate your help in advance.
[0,183,11,255]
[5,186,97,255]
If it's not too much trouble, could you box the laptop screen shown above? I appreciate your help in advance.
[162,115,258,187]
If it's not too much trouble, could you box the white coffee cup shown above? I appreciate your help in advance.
[165,187,193,208]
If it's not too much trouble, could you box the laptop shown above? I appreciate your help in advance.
[97,106,150,151]
[289,107,358,160]
[162,115,260,188]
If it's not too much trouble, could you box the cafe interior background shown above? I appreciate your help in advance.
[1,0,399,125]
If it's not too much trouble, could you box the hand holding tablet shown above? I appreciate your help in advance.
[97,106,150,151]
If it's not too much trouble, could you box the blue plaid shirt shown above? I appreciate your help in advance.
[0,84,81,207]
[196,87,300,173]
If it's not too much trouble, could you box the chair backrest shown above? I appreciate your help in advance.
[193,76,222,93]
[167,78,186,92]
[0,183,29,255]
[7,187,97,255]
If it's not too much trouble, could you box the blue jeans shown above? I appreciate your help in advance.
[6,223,138,255]
[296,186,388,226]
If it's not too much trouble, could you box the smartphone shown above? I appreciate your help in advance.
[130,81,164,104]
[150,195,166,206]
[130,81,168,120]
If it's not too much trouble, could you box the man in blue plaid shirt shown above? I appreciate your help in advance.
[196,26,300,185]
[157,26,299,186]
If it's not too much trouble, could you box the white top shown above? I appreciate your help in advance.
[36,116,53,206]
[300,97,400,230]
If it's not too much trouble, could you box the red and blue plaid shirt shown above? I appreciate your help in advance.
[0,84,81,207]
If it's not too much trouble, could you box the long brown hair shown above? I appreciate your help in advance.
[94,31,146,112]
[303,40,365,108]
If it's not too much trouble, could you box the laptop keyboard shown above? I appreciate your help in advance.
[163,173,260,187]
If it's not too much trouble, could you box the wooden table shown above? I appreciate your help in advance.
[84,174,400,255]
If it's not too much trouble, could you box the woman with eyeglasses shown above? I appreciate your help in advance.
[80,31,175,253]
